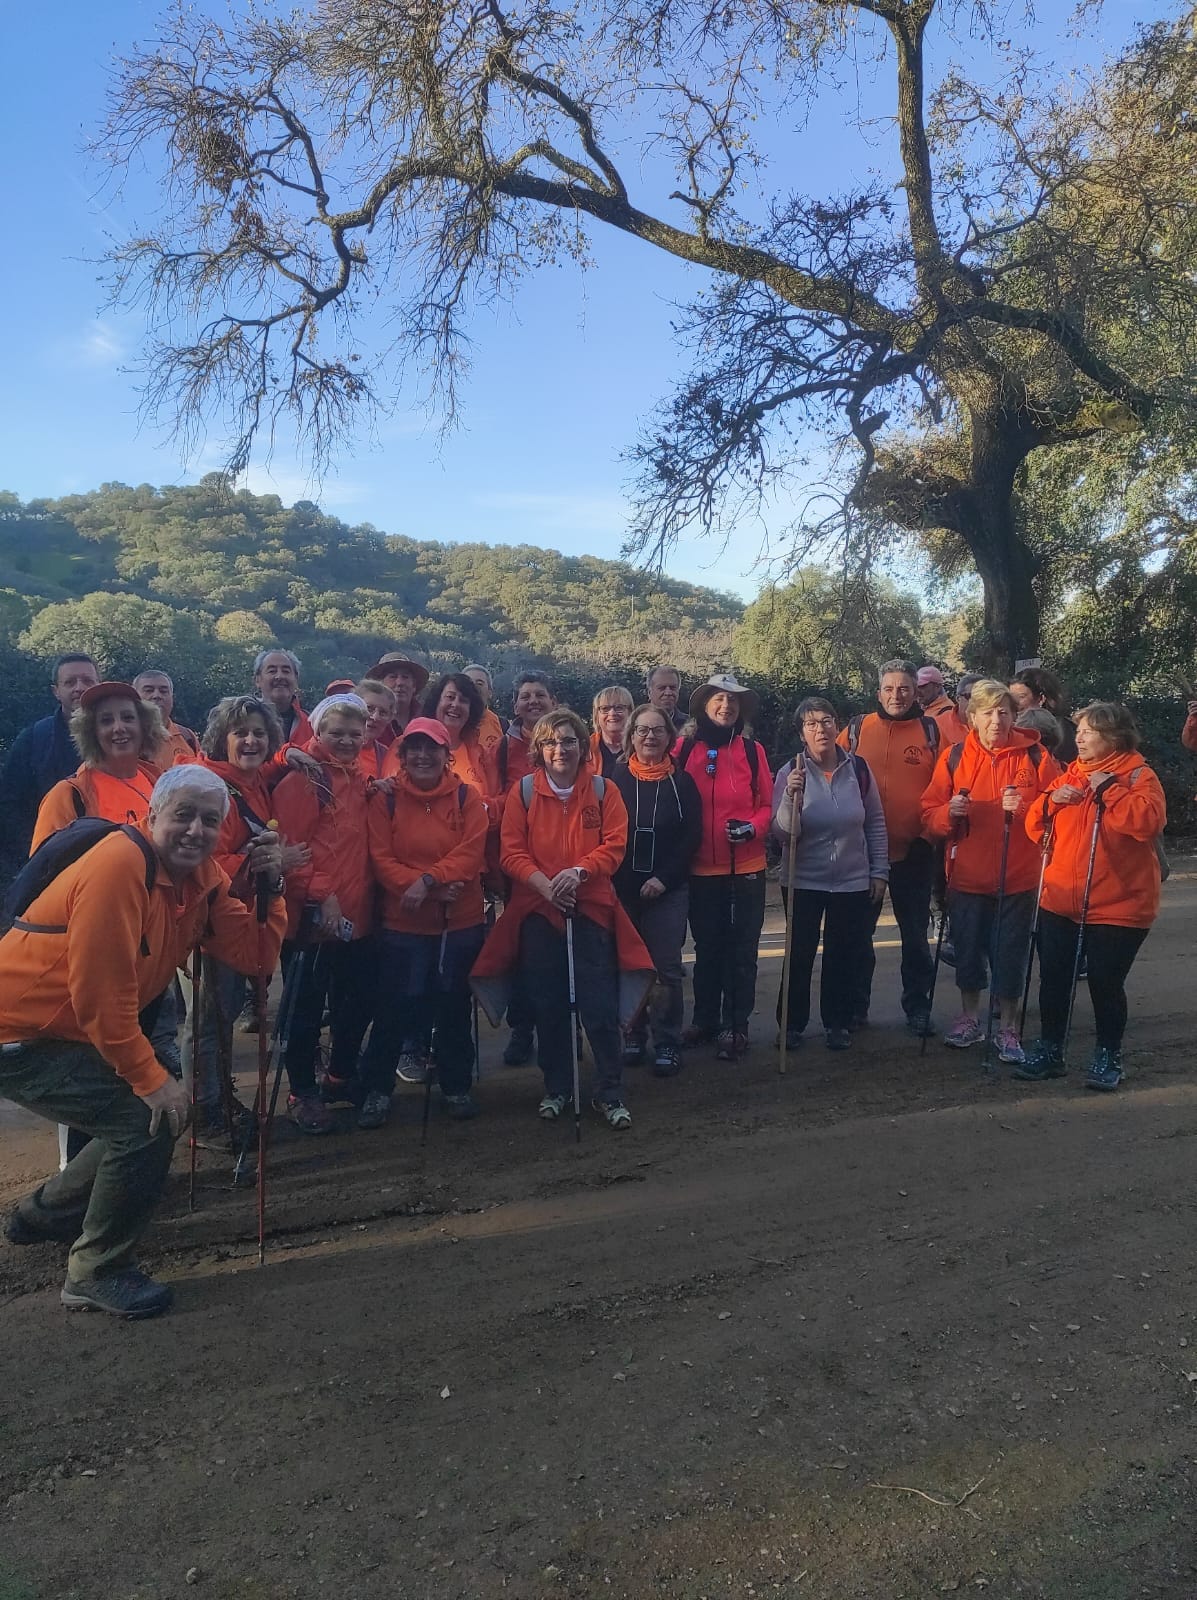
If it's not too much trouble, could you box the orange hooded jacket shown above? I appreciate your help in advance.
[837,711,939,862]
[1026,751,1166,928]
[921,728,1057,895]
[31,762,162,853]
[368,770,488,935]
[0,823,286,1095]
[271,748,374,939]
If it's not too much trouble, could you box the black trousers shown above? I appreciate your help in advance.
[1037,909,1148,1051]
[777,888,873,1033]
[688,871,767,1034]
[519,913,623,1102]
[855,839,934,1019]
[282,937,377,1097]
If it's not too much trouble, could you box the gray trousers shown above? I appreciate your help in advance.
[2,1039,176,1281]
[621,885,687,1048]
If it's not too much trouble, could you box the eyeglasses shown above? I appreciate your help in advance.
[539,737,580,750]
[633,725,667,738]
[802,717,836,731]
[705,746,718,776]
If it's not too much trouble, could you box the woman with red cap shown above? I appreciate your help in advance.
[271,693,376,1133]
[359,717,489,1127]
[676,675,773,1061]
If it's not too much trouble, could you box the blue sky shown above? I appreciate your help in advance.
[0,0,1170,601]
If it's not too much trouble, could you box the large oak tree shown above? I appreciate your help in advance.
[100,0,1197,669]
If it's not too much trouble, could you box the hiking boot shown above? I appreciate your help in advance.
[906,1010,935,1038]
[538,1093,567,1120]
[1085,1046,1123,1092]
[1013,1039,1065,1081]
[61,1268,172,1320]
[715,1030,748,1061]
[4,1186,85,1246]
[503,1028,535,1066]
[681,1024,717,1047]
[356,1090,393,1130]
[594,1098,632,1130]
[996,1027,1025,1066]
[944,1014,985,1049]
[652,1045,682,1078]
[192,1097,257,1151]
[287,1094,335,1134]
[775,1027,804,1052]
[236,999,261,1035]
[396,1052,428,1085]
[444,1093,479,1121]
[319,1073,358,1109]
[825,1027,851,1051]
[622,1039,648,1067]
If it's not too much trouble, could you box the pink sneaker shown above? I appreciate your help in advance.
[944,1014,985,1048]
[996,1026,1025,1065]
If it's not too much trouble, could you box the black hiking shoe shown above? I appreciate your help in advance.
[905,1010,935,1038]
[61,1269,173,1319]
[192,1097,257,1151]
[1013,1039,1065,1081]
[652,1045,682,1077]
[825,1027,851,1051]
[1085,1046,1123,1092]
[502,1028,534,1066]
[4,1186,86,1246]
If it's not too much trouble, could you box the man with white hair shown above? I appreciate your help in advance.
[252,647,313,745]
[0,766,286,1319]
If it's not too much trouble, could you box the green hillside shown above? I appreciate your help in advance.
[0,478,742,739]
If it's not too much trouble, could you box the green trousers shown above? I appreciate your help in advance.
[0,1039,175,1281]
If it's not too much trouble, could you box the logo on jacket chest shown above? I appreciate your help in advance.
[903,745,929,766]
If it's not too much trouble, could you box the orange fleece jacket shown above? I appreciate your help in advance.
[1026,751,1166,928]
[500,767,628,897]
[0,823,286,1094]
[271,751,375,939]
[921,729,1057,895]
[31,762,161,853]
[837,712,938,862]
[368,772,488,934]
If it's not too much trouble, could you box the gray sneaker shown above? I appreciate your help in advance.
[61,1269,172,1319]
[357,1090,393,1130]
[395,1052,428,1085]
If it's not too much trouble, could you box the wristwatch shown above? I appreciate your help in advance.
[421,873,437,889]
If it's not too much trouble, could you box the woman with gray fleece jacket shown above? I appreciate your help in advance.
[772,696,889,1051]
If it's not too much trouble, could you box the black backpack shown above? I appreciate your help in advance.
[4,820,156,933]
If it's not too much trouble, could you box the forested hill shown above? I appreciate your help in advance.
[0,478,742,727]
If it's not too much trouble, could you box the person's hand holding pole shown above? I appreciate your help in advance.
[948,791,971,822]
[1001,784,1020,814]
[1087,770,1117,796]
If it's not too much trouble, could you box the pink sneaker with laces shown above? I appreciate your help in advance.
[944,1014,985,1048]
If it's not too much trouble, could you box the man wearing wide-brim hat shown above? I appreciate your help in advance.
[675,674,773,1062]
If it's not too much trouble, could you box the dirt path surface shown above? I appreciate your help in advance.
[2,881,1196,1600]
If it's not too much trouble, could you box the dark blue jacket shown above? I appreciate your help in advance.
[1,710,80,856]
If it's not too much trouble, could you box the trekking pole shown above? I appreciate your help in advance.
[232,938,307,1179]
[1062,789,1105,1070]
[1018,810,1054,1039]
[423,906,450,1147]
[726,838,738,1050]
[188,942,202,1212]
[254,871,273,1266]
[982,799,1015,1073]
[923,788,969,1057]
[777,758,802,1077]
[565,912,582,1144]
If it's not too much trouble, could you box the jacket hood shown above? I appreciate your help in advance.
[395,766,464,802]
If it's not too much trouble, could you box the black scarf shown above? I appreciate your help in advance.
[694,712,742,748]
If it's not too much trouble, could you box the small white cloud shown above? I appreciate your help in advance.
[472,489,630,537]
[78,320,125,367]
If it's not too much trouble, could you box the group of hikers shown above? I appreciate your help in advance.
[0,644,1173,1319]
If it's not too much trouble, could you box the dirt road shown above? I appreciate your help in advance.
[2,880,1196,1599]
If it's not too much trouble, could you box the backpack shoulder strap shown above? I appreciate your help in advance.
[520,772,535,810]
[677,735,696,772]
[498,735,509,787]
[1027,743,1042,769]
[846,714,864,755]
[849,751,871,799]
[590,774,606,803]
[457,783,468,810]
[118,825,157,893]
[947,742,965,780]
[921,714,940,757]
[743,736,760,798]
[70,782,87,819]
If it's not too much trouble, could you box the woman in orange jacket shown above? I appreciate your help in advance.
[271,693,376,1133]
[358,717,489,1128]
[471,709,654,1129]
[921,679,1056,1063]
[31,680,165,851]
[1016,702,1166,1091]
[398,672,501,804]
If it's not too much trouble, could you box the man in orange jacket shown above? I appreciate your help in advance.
[839,659,943,1034]
[134,667,200,763]
[0,766,286,1318]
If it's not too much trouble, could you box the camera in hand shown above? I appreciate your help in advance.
[726,819,754,843]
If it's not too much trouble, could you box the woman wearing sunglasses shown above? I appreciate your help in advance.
[676,674,774,1061]
[772,698,888,1053]
[611,704,702,1076]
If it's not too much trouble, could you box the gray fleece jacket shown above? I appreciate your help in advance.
[771,747,889,893]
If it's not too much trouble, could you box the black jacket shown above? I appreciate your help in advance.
[1,710,79,856]
[611,763,703,904]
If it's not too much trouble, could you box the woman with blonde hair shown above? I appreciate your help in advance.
[590,685,634,779]
[31,681,165,850]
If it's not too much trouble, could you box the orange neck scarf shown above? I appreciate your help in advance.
[628,753,674,783]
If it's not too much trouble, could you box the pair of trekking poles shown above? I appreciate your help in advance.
[922,786,1105,1072]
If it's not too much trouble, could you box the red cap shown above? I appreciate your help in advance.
[398,716,452,748]
[79,680,140,710]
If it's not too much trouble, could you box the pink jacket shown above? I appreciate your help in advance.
[677,735,773,876]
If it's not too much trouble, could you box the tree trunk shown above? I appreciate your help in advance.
[956,471,1041,674]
